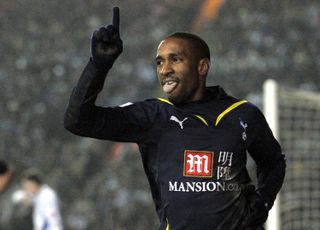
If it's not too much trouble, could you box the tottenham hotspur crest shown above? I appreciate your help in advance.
[239,118,248,141]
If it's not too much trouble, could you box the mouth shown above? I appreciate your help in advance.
[162,79,179,94]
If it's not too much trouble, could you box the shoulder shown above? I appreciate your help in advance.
[215,96,265,126]
[232,100,266,123]
[242,101,266,120]
[112,98,175,126]
[238,100,262,114]
[116,98,175,112]
[232,101,271,137]
[38,185,58,201]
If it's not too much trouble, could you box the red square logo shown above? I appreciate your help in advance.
[183,150,213,178]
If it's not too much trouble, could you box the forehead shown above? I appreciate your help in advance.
[156,38,192,58]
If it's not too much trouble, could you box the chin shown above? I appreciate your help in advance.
[168,95,186,106]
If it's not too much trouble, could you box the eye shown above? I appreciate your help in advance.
[156,59,163,66]
[172,56,182,63]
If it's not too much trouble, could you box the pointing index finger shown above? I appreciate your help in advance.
[112,7,120,32]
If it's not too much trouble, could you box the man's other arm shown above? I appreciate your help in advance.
[243,107,286,228]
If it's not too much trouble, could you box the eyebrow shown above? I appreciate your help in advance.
[155,52,184,61]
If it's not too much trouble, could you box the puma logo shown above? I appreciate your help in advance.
[239,118,248,141]
[170,116,188,129]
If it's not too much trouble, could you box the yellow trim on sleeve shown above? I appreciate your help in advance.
[165,218,170,230]
[194,114,209,126]
[215,100,247,126]
[158,98,174,105]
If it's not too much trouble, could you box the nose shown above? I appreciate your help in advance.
[159,61,174,77]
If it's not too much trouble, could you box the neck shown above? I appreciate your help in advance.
[190,83,206,102]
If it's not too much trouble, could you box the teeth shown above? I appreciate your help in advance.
[164,80,176,85]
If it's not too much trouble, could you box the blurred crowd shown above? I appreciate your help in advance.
[0,0,319,229]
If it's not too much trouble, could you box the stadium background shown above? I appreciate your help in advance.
[0,0,319,229]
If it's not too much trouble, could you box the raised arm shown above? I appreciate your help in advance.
[64,7,140,141]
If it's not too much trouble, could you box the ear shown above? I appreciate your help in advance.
[198,58,210,76]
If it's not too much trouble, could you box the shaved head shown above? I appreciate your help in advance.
[165,32,210,61]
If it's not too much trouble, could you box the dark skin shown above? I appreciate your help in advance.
[156,37,210,105]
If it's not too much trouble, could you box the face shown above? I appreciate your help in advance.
[0,170,12,192]
[156,37,206,105]
[22,179,40,195]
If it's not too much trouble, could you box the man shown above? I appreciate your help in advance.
[0,161,33,229]
[64,7,285,230]
[21,170,63,230]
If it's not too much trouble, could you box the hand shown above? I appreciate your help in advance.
[91,7,123,69]
[243,191,269,229]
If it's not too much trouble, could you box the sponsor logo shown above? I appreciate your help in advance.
[168,181,241,192]
[170,115,188,129]
[184,150,213,178]
[217,151,233,180]
[217,151,233,166]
